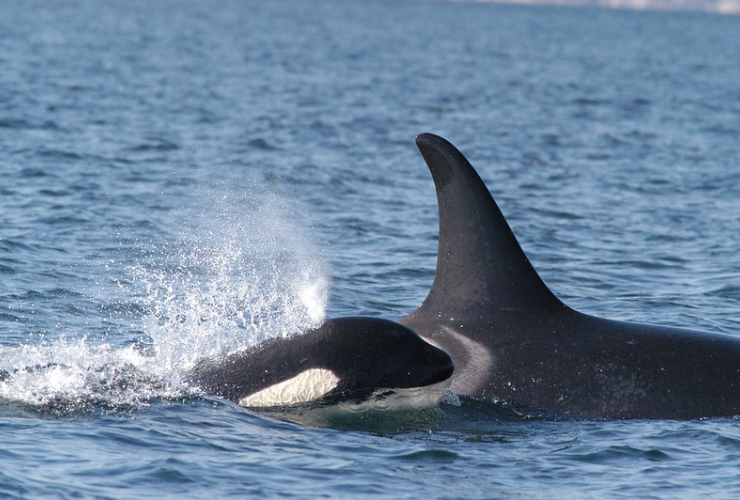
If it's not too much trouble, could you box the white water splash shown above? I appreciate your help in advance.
[0,189,330,415]
[0,339,167,415]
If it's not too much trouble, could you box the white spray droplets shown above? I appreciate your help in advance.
[134,190,331,372]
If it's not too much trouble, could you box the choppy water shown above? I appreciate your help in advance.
[1,0,739,498]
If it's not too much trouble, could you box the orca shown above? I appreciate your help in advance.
[187,317,454,408]
[400,133,740,420]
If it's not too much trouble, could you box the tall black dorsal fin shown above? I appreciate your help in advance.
[409,133,563,322]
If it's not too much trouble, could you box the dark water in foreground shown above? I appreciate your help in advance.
[1,0,740,498]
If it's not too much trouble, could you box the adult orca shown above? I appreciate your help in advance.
[187,317,454,408]
[400,133,740,420]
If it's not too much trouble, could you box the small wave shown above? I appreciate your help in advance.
[566,445,672,464]
[36,148,83,160]
[392,449,459,463]
[0,264,17,275]
[0,118,32,129]
[709,284,740,301]
[19,167,54,179]
[248,138,279,151]
[128,138,181,152]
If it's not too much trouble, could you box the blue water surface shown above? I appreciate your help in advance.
[1,0,740,498]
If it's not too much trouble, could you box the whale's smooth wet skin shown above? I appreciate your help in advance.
[400,133,740,420]
[188,317,454,408]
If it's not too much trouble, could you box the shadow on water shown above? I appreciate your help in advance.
[252,395,568,436]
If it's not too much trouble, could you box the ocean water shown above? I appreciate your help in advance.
[1,0,740,497]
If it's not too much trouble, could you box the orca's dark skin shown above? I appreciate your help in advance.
[400,133,740,420]
[188,317,454,407]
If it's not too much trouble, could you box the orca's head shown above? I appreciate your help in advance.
[310,317,454,401]
[232,317,454,408]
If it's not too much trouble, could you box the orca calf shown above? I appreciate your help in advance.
[400,133,740,420]
[188,317,454,408]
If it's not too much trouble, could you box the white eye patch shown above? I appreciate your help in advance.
[239,368,341,408]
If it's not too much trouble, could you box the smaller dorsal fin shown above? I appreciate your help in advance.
[408,133,563,323]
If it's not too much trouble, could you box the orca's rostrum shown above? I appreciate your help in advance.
[401,133,740,420]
